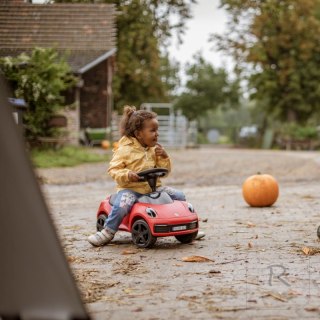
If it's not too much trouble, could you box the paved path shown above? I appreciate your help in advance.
[41,148,320,319]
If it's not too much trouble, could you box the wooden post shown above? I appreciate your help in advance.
[106,56,114,139]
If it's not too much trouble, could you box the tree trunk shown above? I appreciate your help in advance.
[287,109,297,123]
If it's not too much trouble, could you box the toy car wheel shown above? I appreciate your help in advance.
[132,219,157,248]
[175,231,198,244]
[317,225,320,239]
[96,213,108,231]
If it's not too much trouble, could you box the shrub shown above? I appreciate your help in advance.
[0,47,76,142]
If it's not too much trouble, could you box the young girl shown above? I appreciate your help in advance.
[88,105,186,246]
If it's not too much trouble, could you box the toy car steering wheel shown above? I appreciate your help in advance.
[137,168,168,192]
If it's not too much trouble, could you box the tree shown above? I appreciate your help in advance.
[174,54,239,120]
[0,47,75,141]
[111,0,169,108]
[215,0,320,124]
[53,0,195,109]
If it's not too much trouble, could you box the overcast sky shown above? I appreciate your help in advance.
[168,0,231,69]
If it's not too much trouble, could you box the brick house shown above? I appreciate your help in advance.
[0,1,117,144]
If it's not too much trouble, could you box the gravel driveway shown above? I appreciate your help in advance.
[39,147,320,319]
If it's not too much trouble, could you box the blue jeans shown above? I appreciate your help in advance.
[104,187,186,233]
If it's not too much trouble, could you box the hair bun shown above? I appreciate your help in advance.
[123,105,136,117]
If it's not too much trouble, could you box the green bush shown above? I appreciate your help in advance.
[279,123,318,140]
[0,47,76,142]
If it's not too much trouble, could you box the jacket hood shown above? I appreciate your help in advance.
[119,136,151,150]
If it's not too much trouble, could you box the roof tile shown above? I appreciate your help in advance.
[0,3,117,72]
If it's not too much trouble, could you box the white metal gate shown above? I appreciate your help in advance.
[111,103,195,148]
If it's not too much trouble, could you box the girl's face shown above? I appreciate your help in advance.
[135,118,159,148]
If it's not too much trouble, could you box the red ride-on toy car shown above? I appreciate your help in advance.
[95,168,199,248]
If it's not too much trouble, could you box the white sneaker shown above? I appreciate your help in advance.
[195,231,205,240]
[88,229,114,247]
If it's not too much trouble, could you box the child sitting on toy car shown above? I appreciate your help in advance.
[88,105,187,246]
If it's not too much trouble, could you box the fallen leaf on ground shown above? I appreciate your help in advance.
[247,221,256,228]
[121,249,140,255]
[182,255,214,263]
[208,269,221,274]
[302,246,320,255]
[287,289,302,297]
[302,247,310,255]
[305,306,320,312]
[207,306,249,312]
[262,291,287,302]
[133,307,143,312]
[248,242,253,248]
[301,194,315,200]
[123,288,134,294]
[67,256,86,263]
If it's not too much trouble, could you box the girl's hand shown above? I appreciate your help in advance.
[128,171,140,182]
[155,143,168,158]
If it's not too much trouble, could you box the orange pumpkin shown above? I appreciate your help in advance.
[242,173,279,207]
[101,140,110,149]
[112,141,119,150]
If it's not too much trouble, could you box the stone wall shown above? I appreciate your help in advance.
[63,106,79,145]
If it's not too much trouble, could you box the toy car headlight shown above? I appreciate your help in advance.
[187,203,195,213]
[146,207,157,217]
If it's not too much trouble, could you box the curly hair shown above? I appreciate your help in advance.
[119,105,157,137]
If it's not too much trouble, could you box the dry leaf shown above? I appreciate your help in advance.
[302,247,311,255]
[302,246,320,255]
[123,288,134,294]
[121,249,139,255]
[248,242,253,248]
[133,307,143,312]
[263,291,287,302]
[208,269,221,274]
[67,256,85,263]
[287,289,302,297]
[305,306,320,312]
[182,255,214,263]
[67,256,77,263]
[301,195,315,200]
[247,221,256,228]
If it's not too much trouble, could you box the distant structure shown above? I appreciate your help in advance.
[0,1,117,144]
[111,103,197,148]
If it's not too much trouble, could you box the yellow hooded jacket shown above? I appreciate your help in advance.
[108,136,171,194]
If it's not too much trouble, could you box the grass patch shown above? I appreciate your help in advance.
[30,146,109,168]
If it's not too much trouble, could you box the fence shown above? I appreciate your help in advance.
[111,103,197,148]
